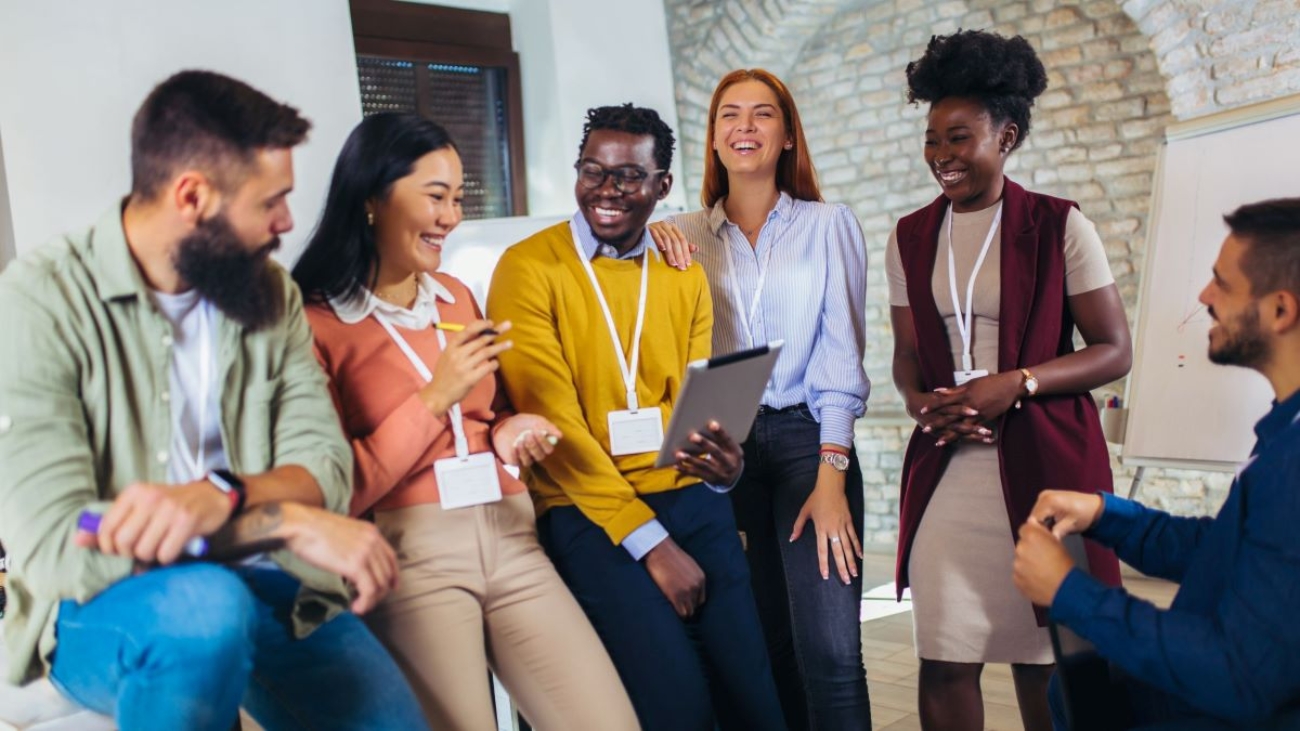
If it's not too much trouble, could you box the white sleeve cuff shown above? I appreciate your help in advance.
[816,406,858,448]
[621,519,669,561]
[703,459,745,494]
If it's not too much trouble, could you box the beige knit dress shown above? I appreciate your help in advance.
[885,202,1113,663]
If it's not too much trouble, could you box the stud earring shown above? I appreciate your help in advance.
[784,143,793,150]
[366,210,375,226]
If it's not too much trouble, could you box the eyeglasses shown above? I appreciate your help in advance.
[574,162,666,194]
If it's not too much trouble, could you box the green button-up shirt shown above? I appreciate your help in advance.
[0,205,354,684]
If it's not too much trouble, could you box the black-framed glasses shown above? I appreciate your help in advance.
[574,162,667,193]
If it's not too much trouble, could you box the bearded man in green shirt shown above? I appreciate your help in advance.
[0,70,428,731]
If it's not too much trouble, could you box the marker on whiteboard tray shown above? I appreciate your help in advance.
[77,510,209,558]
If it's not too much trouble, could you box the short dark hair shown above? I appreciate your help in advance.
[293,113,458,305]
[130,70,311,200]
[1224,198,1300,299]
[577,104,675,172]
[905,29,1047,151]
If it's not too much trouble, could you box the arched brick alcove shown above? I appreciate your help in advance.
[663,0,1300,544]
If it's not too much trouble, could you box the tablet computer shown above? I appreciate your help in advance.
[653,341,783,468]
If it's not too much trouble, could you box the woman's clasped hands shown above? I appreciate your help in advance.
[910,370,1025,447]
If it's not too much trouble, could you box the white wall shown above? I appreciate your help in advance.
[402,0,688,215]
[0,0,687,267]
[0,0,363,263]
[0,128,14,267]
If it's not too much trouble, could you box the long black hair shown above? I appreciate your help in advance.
[293,113,458,305]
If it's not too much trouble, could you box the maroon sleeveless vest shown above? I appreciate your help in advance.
[894,177,1120,623]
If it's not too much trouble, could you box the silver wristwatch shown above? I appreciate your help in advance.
[819,452,850,472]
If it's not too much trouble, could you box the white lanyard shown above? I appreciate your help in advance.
[376,315,471,458]
[727,230,776,350]
[569,219,650,411]
[946,203,1003,373]
[176,302,214,480]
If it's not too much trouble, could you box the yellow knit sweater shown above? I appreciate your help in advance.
[487,222,713,544]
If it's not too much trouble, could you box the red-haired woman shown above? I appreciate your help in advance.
[652,69,871,731]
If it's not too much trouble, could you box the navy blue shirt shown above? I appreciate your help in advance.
[1052,389,1300,725]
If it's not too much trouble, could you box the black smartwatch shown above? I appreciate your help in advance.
[206,469,248,516]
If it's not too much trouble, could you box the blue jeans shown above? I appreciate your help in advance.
[732,406,870,731]
[50,564,429,731]
[538,482,788,731]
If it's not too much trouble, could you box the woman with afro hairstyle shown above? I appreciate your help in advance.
[885,30,1131,730]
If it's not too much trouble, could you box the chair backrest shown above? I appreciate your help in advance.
[1049,533,1132,731]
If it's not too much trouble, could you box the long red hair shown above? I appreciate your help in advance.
[701,69,822,208]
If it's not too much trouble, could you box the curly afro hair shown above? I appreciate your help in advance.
[905,29,1048,151]
[577,103,676,173]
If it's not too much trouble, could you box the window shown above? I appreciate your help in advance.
[351,0,527,218]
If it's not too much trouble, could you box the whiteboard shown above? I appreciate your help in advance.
[1122,95,1300,471]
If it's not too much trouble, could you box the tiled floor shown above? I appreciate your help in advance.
[857,551,1178,731]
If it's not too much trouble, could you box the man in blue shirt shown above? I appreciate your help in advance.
[1012,197,1300,729]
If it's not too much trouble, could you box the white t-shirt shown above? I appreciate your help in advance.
[152,291,277,566]
[151,289,226,485]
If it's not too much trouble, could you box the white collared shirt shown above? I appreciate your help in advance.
[328,273,457,327]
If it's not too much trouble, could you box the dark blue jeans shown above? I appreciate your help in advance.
[733,406,870,731]
[50,564,429,731]
[538,482,787,731]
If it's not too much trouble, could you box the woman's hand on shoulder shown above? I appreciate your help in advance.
[648,220,697,271]
[492,413,562,468]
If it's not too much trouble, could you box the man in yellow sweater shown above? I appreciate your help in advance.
[488,105,786,731]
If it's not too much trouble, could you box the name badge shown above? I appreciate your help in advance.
[434,452,503,510]
[608,407,664,456]
[953,369,989,386]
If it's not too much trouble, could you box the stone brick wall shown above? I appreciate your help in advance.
[1122,0,1300,117]
[663,0,1299,548]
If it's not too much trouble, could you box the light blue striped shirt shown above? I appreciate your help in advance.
[668,193,870,447]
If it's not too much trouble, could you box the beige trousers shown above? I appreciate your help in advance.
[366,493,639,731]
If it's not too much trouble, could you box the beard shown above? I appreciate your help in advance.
[1207,304,1270,368]
[174,213,283,331]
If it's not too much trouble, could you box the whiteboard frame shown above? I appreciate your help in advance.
[1166,93,1300,143]
[1120,92,1300,472]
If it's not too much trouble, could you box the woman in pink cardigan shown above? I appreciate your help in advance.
[292,113,637,731]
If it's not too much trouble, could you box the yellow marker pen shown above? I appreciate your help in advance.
[435,322,499,337]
